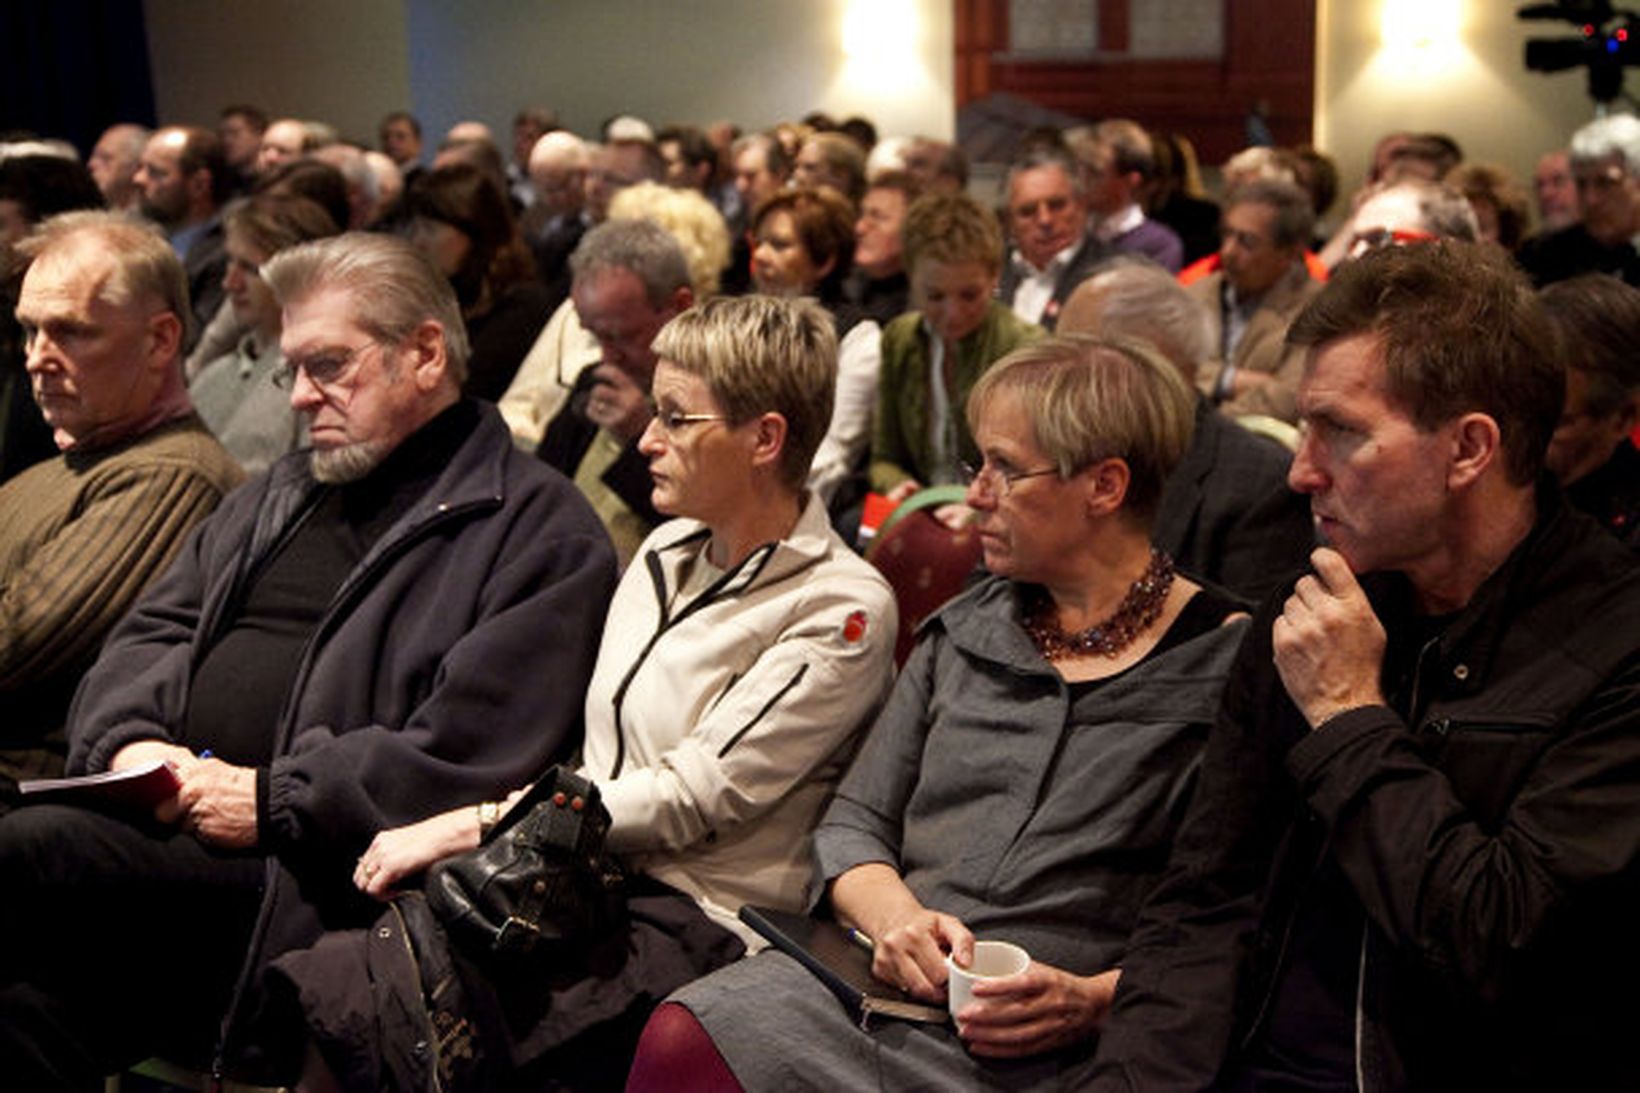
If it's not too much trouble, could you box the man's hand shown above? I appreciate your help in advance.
[109,739,194,773]
[584,364,653,442]
[174,758,259,848]
[109,740,195,824]
[1273,547,1388,728]
[959,965,1119,1058]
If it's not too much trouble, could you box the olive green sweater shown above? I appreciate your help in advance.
[0,414,242,783]
[868,302,1041,494]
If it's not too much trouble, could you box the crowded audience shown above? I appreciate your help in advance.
[1,67,1638,1093]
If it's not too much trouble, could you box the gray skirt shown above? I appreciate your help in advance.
[670,949,1100,1092]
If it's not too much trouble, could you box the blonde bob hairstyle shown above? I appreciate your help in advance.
[650,294,837,493]
[966,333,1196,522]
[608,181,732,297]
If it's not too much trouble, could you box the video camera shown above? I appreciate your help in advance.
[1520,0,1639,102]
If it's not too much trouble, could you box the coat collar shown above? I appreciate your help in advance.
[642,491,836,619]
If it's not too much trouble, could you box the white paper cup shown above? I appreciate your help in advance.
[945,940,1030,1018]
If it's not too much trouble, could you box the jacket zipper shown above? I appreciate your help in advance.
[607,539,774,778]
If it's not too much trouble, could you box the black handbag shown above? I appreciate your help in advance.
[424,765,625,959]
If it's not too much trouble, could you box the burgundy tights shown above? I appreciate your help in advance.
[625,1002,745,1093]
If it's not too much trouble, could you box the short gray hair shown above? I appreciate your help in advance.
[262,231,470,384]
[650,295,837,492]
[19,210,189,334]
[1059,259,1211,383]
[1364,179,1479,242]
[1226,179,1315,250]
[569,218,692,308]
[1065,119,1154,179]
[1570,113,1640,176]
[1004,145,1085,201]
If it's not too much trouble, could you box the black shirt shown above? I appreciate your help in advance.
[183,400,481,763]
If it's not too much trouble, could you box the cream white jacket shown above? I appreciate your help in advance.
[578,494,897,944]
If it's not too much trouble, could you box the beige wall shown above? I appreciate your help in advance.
[403,0,952,143]
[143,0,953,147]
[1315,0,1634,199]
[145,0,411,141]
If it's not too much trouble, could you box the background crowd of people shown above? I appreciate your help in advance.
[0,83,1638,1092]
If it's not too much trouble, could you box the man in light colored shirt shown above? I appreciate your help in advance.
[995,146,1108,331]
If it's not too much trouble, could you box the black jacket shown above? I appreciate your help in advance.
[1153,398,1314,602]
[66,404,619,1072]
[1517,223,1640,288]
[1092,484,1640,1091]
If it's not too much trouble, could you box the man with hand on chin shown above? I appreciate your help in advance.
[1091,242,1640,1091]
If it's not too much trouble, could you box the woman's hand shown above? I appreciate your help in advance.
[931,503,974,530]
[829,862,974,1004]
[956,964,1120,1058]
[354,806,482,900]
[871,907,974,1003]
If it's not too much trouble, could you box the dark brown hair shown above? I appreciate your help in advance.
[1540,274,1640,418]
[1287,242,1561,486]
[404,162,535,310]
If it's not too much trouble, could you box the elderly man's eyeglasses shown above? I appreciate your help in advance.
[1348,226,1438,255]
[961,459,1058,496]
[650,406,729,435]
[273,341,380,391]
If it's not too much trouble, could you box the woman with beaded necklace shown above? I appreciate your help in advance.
[630,334,1249,1092]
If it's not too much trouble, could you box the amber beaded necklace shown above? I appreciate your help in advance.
[1023,549,1176,661]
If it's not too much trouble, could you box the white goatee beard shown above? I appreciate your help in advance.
[311,439,392,484]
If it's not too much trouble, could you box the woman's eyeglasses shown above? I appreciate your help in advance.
[960,459,1059,497]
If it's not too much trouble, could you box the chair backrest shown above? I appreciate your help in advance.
[865,488,983,667]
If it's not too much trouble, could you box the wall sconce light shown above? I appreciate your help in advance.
[1379,0,1464,76]
[841,0,921,93]
[843,0,917,67]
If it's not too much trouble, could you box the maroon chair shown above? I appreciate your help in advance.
[865,487,983,667]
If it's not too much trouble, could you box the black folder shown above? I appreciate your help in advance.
[738,904,949,1025]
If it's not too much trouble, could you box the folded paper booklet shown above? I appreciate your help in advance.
[739,904,949,1025]
[19,760,182,810]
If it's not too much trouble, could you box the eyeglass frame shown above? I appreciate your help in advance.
[272,339,386,393]
[647,403,731,435]
[960,458,1060,497]
[1347,226,1439,256]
